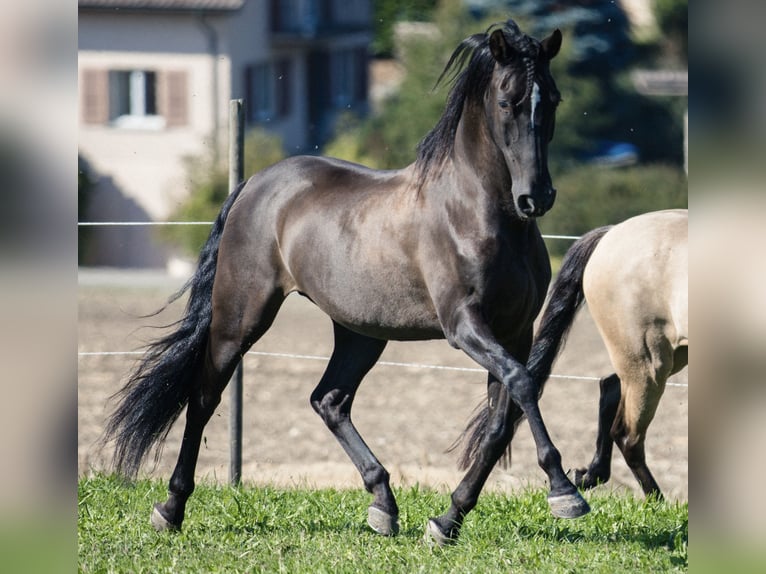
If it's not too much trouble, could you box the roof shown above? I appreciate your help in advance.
[78,0,245,11]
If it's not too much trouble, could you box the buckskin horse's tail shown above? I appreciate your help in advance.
[102,181,247,478]
[454,225,612,470]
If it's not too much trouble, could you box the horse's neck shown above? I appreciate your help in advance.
[447,108,515,218]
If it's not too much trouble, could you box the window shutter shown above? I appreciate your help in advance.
[81,69,109,125]
[160,70,188,127]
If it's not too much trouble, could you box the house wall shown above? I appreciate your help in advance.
[79,11,234,267]
[79,12,231,220]
[225,1,311,152]
[78,1,372,268]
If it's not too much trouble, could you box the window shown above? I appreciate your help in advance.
[329,48,367,109]
[81,68,188,129]
[109,70,165,129]
[246,60,292,124]
[330,50,356,108]
[271,0,324,35]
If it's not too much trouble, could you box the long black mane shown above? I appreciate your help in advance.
[414,19,540,184]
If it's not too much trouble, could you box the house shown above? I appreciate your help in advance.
[78,0,372,268]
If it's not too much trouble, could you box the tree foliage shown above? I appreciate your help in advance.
[327,0,488,169]
[372,0,439,57]
[324,0,687,250]
[653,0,687,63]
[161,129,285,255]
[479,0,635,76]
[539,163,688,256]
[78,154,95,264]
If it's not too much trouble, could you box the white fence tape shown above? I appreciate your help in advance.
[77,349,688,388]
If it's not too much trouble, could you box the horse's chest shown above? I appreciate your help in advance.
[479,250,549,320]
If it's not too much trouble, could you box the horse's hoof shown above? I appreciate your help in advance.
[150,504,181,532]
[367,506,399,536]
[548,491,591,519]
[424,519,456,547]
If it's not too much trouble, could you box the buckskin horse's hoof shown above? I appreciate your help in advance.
[424,519,458,547]
[367,506,399,536]
[150,504,181,532]
[547,491,591,519]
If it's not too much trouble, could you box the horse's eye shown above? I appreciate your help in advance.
[498,100,511,110]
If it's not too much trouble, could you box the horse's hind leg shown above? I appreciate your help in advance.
[152,285,284,531]
[574,373,621,490]
[309,323,397,535]
[426,374,519,544]
[610,369,667,499]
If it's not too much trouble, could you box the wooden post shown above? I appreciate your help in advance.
[228,99,244,486]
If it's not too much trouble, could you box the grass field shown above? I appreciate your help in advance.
[79,475,687,573]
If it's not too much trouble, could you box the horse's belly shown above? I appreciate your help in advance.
[299,277,445,341]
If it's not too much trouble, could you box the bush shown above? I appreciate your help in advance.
[78,154,95,264]
[540,164,687,256]
[161,129,285,256]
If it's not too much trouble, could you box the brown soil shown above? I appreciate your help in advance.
[78,271,687,500]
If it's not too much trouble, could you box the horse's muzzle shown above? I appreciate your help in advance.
[517,187,556,218]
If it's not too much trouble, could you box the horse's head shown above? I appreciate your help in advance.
[486,23,562,220]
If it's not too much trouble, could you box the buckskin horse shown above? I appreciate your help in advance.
[103,19,588,545]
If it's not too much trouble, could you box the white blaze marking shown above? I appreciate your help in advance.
[530,82,541,133]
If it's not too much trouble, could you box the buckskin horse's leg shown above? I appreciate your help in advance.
[426,306,589,545]
[310,323,398,535]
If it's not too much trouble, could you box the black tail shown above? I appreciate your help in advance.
[454,225,612,470]
[101,181,247,478]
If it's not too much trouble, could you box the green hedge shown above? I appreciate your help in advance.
[540,164,687,256]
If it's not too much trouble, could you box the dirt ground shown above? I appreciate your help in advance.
[78,269,687,501]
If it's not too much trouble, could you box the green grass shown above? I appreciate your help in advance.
[79,475,687,573]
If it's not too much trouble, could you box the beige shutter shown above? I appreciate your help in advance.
[159,70,188,127]
[81,69,109,124]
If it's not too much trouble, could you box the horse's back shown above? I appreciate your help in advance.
[583,210,688,371]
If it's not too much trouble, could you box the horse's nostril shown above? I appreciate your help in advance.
[518,195,536,215]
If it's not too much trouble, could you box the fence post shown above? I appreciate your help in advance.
[229,99,245,486]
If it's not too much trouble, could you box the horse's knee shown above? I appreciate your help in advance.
[503,372,537,412]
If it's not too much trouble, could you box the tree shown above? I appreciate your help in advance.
[654,0,687,63]
[468,0,635,76]
[325,0,487,169]
[372,0,439,57]
[161,129,285,255]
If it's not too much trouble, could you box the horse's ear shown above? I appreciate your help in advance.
[489,29,515,64]
[541,29,562,60]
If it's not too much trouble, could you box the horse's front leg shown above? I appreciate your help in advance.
[310,323,398,536]
[426,306,590,545]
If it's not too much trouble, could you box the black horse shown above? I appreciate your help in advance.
[103,19,588,546]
